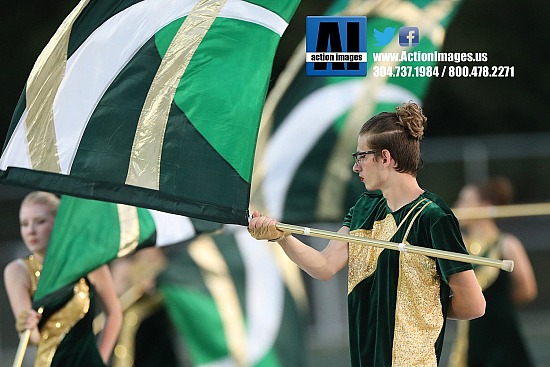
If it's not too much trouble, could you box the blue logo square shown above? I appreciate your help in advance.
[398,26,419,47]
[305,16,367,77]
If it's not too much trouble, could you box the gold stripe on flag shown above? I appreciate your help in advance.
[126,0,228,190]
[25,0,90,172]
[117,204,140,257]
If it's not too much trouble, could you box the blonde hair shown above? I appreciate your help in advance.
[21,191,60,216]
[359,101,427,175]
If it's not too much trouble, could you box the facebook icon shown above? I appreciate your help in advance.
[399,26,419,46]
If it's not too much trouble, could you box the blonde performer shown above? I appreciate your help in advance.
[4,191,122,367]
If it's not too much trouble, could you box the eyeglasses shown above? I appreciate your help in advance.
[352,150,377,165]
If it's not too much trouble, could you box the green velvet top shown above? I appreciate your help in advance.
[343,191,472,367]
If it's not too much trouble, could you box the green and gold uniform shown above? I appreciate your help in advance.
[24,255,104,367]
[449,234,534,367]
[344,191,472,367]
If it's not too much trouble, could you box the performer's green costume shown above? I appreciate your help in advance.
[449,234,534,367]
[343,191,472,367]
[24,255,104,367]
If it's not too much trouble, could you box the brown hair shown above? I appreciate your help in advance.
[476,176,514,206]
[21,191,60,216]
[359,101,427,175]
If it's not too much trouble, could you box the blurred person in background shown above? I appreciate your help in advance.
[450,176,537,367]
[109,247,180,367]
[249,102,485,367]
[3,191,122,366]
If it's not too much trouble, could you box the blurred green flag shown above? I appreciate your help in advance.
[158,227,308,367]
[33,195,221,307]
[252,0,464,223]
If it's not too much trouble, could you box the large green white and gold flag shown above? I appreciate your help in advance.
[0,0,300,225]
[252,0,463,223]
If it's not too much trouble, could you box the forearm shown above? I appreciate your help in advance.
[447,295,472,320]
[447,295,486,320]
[97,312,122,363]
[88,264,122,363]
[248,212,347,279]
[447,270,486,320]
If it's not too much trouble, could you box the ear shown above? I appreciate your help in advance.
[380,149,392,165]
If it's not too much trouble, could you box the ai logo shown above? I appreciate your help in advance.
[305,16,367,77]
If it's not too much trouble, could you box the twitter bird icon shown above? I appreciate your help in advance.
[373,27,396,46]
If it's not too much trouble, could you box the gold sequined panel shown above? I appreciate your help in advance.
[35,278,91,367]
[392,250,443,367]
[23,255,42,296]
[348,214,397,294]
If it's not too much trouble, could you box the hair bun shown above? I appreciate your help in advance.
[395,101,427,140]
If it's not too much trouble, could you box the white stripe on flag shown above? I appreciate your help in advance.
[222,0,288,36]
[0,0,288,174]
[263,82,418,219]
[0,111,31,170]
[149,210,196,246]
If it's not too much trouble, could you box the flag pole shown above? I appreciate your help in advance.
[452,202,550,220]
[12,307,43,367]
[275,223,514,272]
[12,330,30,367]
